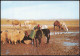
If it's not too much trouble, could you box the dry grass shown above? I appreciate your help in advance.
[1,19,79,25]
[1,19,79,31]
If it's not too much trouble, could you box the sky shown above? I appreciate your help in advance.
[1,1,79,20]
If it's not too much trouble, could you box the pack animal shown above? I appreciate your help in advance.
[34,27,50,47]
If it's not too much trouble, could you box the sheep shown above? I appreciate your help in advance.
[6,30,25,44]
[1,30,25,44]
[7,31,17,44]
[10,30,25,44]
[7,32,12,44]
[6,30,17,44]
[1,30,8,44]
[16,30,25,43]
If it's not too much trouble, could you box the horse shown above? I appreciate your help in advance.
[53,20,68,31]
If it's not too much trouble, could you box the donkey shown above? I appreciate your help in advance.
[35,27,50,47]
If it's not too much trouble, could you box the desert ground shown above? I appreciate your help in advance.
[1,19,79,55]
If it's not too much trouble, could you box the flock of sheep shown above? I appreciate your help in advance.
[1,30,25,44]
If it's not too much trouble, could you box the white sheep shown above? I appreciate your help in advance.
[1,30,8,44]
[10,30,25,44]
[7,30,18,44]
[4,30,25,44]
[7,32,12,44]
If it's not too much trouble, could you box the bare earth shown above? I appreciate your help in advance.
[1,19,79,55]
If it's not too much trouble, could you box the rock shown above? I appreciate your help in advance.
[24,40,32,44]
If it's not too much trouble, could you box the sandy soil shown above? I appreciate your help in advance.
[1,26,79,55]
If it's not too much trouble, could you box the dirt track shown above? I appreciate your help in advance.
[1,27,79,55]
